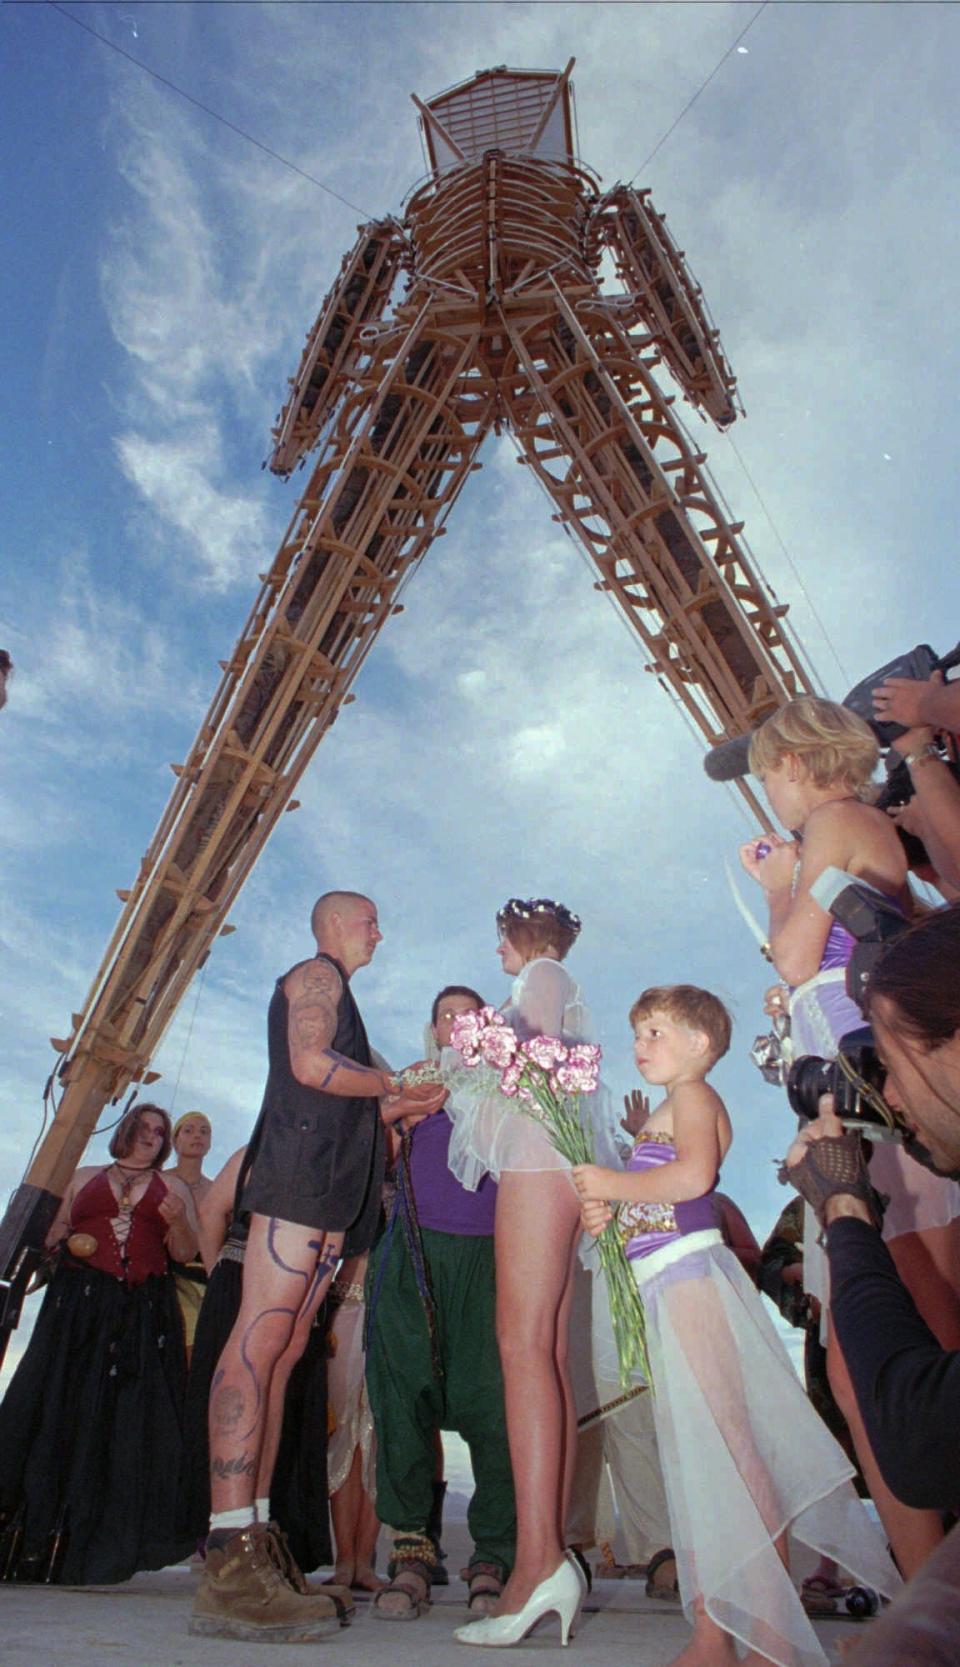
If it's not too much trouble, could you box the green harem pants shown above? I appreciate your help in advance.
[365,1222,516,1576]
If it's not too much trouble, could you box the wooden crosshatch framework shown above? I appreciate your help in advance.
[0,60,816,1346]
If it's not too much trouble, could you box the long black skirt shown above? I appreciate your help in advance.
[0,1260,192,1584]
[178,1258,332,1573]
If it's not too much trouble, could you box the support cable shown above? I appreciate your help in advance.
[43,1,376,219]
[724,432,852,692]
[629,1,771,181]
[168,942,209,1115]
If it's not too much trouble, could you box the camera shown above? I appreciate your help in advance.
[785,1026,895,1130]
[782,870,905,1133]
[780,870,945,1173]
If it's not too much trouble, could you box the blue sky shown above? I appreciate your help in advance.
[2,1,960,1405]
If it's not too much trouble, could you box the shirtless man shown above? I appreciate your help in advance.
[191,891,446,1642]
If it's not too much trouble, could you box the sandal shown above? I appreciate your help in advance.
[466,1560,505,1616]
[645,1547,680,1603]
[371,1563,431,1621]
[800,1573,844,1615]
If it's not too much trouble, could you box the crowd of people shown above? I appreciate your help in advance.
[1,681,959,1666]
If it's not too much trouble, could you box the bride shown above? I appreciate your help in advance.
[444,897,600,1647]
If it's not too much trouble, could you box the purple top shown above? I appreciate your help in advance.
[618,1136,718,1262]
[408,1110,497,1235]
[819,918,859,971]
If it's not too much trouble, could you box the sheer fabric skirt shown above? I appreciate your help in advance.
[442,1056,621,1192]
[633,1231,898,1667]
[442,1056,571,1190]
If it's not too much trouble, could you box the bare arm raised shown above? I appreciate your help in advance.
[740,800,907,986]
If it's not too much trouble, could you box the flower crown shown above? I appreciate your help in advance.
[496,897,582,939]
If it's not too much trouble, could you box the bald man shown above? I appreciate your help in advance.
[191,891,446,1643]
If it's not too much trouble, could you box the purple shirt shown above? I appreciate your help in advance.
[408,1111,497,1235]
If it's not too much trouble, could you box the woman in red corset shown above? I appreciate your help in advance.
[0,1104,198,1583]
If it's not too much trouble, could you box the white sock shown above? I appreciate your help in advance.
[209,1506,256,1535]
[255,1496,271,1523]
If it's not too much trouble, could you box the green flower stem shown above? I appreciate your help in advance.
[515,1062,651,1388]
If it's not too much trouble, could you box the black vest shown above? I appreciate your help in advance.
[241,953,385,1252]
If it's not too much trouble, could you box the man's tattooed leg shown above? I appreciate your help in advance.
[253,1229,344,1497]
[208,1217,332,1513]
[211,1450,257,1481]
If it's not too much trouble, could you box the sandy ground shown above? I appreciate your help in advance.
[0,1520,868,1667]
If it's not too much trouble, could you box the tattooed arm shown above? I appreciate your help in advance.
[287,958,396,1097]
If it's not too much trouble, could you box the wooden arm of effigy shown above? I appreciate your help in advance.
[268,218,410,476]
[590,185,741,431]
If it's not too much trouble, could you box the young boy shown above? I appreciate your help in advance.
[572,986,897,1667]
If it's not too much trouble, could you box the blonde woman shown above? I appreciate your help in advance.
[740,696,960,1580]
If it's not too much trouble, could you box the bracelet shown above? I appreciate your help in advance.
[902,743,941,770]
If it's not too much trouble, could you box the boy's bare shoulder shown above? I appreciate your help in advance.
[671,1078,726,1117]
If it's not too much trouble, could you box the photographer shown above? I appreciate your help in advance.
[873,667,960,897]
[786,903,960,1509]
[785,904,960,1666]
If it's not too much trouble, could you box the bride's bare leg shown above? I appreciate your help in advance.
[493,1170,581,1613]
[555,1241,580,1530]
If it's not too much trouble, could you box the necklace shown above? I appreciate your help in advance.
[110,1161,151,1211]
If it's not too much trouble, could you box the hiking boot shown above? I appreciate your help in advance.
[189,1523,341,1641]
[267,1522,354,1624]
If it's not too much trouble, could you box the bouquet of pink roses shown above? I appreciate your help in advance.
[450,1005,649,1385]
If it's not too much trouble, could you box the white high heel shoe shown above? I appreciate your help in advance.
[453,1557,582,1648]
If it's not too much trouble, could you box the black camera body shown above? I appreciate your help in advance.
[841,642,941,748]
[782,873,947,1175]
[785,1027,891,1128]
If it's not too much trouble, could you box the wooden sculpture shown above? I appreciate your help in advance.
[0,61,813,1356]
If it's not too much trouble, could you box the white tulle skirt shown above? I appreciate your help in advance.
[633,1230,899,1667]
